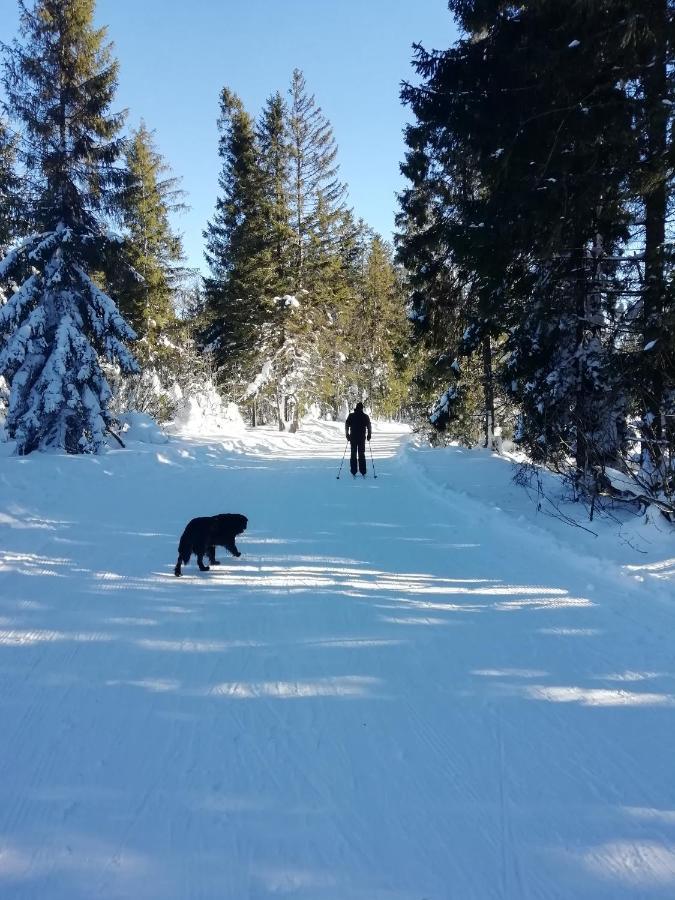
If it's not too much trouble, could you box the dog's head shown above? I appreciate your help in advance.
[217,513,247,534]
[235,514,248,534]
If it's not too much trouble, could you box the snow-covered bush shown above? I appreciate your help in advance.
[168,382,245,435]
[118,410,168,444]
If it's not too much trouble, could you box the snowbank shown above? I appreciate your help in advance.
[119,411,168,445]
[405,439,675,602]
[166,384,246,437]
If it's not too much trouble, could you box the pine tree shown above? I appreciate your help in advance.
[399,1,638,474]
[114,122,186,340]
[257,92,294,294]
[0,118,18,253]
[344,235,411,417]
[0,0,138,454]
[203,87,272,383]
[243,72,352,430]
[100,122,192,423]
[629,0,675,477]
[0,118,18,426]
[397,26,507,447]
[311,209,367,416]
[287,68,346,291]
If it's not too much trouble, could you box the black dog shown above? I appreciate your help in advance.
[174,513,248,576]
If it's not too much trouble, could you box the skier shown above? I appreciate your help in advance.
[345,401,372,477]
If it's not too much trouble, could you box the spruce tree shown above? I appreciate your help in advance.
[0,118,17,425]
[203,87,272,384]
[0,0,138,454]
[355,236,411,417]
[243,72,351,430]
[630,0,675,476]
[399,0,638,474]
[257,92,294,295]
[287,68,346,291]
[0,118,18,253]
[114,122,186,340]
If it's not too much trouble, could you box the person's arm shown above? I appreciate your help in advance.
[345,414,351,440]
[366,416,372,441]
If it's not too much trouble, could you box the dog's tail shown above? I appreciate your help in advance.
[177,530,192,565]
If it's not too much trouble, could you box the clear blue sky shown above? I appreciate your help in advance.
[4,1,456,272]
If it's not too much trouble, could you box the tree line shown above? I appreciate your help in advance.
[201,69,412,430]
[397,0,675,512]
[0,0,412,455]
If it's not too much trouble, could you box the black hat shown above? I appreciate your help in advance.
[355,401,364,411]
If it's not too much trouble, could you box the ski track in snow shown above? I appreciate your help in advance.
[0,421,674,899]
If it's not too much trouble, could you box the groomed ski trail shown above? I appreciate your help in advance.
[0,421,674,900]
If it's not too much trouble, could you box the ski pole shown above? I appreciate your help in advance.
[368,439,377,479]
[336,440,349,479]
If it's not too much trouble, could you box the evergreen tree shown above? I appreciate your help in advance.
[0,0,138,454]
[345,235,411,417]
[0,118,17,425]
[399,1,638,474]
[257,92,294,294]
[287,68,346,291]
[203,87,272,383]
[313,209,369,416]
[397,26,506,447]
[101,123,193,424]
[629,0,675,476]
[200,70,412,429]
[0,118,18,253]
[114,122,186,340]
[243,72,352,430]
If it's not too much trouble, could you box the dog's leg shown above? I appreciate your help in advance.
[196,543,210,571]
[208,545,221,565]
[224,537,242,558]
[174,555,182,577]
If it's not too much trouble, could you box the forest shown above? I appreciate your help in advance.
[0,0,673,516]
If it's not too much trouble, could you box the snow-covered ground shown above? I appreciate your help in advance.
[0,420,674,899]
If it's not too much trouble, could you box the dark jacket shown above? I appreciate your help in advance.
[346,409,372,443]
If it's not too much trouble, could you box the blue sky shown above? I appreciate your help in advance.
[4,1,456,272]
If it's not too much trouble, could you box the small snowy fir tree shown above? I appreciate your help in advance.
[0,0,138,454]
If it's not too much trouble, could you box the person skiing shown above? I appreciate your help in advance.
[345,401,372,477]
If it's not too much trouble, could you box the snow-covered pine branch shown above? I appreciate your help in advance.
[0,227,139,454]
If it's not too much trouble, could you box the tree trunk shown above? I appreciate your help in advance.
[276,391,286,431]
[573,242,590,479]
[482,335,495,449]
[289,401,299,433]
[641,0,668,471]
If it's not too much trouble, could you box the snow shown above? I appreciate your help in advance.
[166,386,245,437]
[0,421,674,899]
[120,411,168,444]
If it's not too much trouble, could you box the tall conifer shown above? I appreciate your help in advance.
[0,0,138,454]
[257,92,293,295]
[114,123,186,340]
[287,68,346,291]
[0,119,18,253]
[203,88,271,382]
[399,0,638,472]
[631,0,675,474]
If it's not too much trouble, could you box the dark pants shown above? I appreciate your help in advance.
[350,438,367,475]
